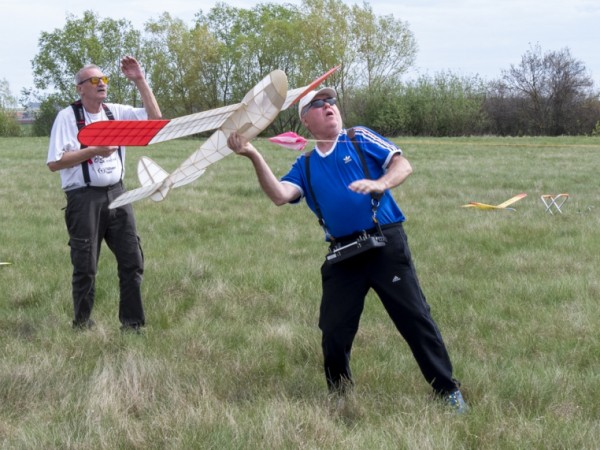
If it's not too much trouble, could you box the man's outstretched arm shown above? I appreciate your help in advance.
[227,132,300,206]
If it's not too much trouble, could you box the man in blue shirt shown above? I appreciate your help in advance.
[227,87,467,413]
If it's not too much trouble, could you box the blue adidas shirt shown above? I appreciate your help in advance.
[281,127,406,239]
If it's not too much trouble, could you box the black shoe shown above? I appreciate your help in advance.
[72,319,95,330]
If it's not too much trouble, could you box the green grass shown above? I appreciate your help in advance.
[1,135,599,449]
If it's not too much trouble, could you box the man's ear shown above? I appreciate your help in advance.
[300,116,309,131]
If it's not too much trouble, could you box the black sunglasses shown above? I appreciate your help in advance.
[301,97,336,116]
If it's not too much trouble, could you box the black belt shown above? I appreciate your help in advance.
[332,222,403,245]
[67,181,123,192]
[87,181,122,191]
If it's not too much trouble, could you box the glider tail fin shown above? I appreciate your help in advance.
[108,157,170,209]
[138,156,169,186]
[109,155,208,209]
[136,156,174,202]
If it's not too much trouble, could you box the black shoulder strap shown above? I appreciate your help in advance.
[70,100,121,185]
[71,100,86,141]
[304,150,332,239]
[347,127,382,201]
[101,103,115,120]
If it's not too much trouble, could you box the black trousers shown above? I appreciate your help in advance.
[319,223,459,395]
[65,183,145,327]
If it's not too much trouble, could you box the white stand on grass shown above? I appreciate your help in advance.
[541,194,569,214]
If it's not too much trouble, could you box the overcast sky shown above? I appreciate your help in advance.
[1,0,599,98]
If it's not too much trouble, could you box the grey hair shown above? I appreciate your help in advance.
[75,64,101,85]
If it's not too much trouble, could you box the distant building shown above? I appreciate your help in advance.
[15,102,40,124]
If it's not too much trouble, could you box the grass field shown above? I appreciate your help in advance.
[1,135,599,449]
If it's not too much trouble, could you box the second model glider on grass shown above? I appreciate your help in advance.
[462,193,527,211]
[78,67,339,209]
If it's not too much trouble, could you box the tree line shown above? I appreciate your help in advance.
[3,0,599,137]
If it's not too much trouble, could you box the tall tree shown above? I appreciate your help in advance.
[297,0,417,122]
[350,4,416,89]
[32,11,142,105]
[195,3,243,105]
[143,13,221,117]
[196,2,308,132]
[501,44,595,135]
[298,0,353,106]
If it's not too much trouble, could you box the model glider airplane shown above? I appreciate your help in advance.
[462,193,527,211]
[78,66,340,208]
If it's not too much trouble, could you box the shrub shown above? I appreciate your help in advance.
[0,110,22,137]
